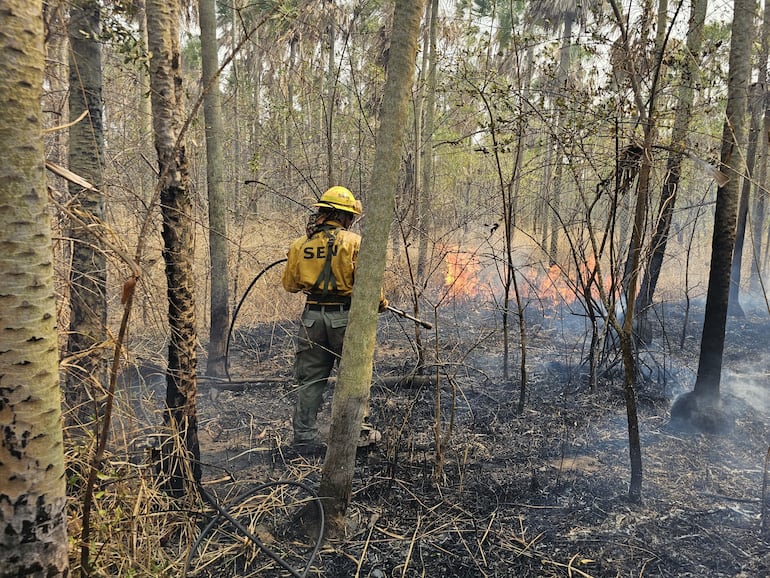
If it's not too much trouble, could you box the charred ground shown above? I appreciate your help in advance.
[189,300,770,577]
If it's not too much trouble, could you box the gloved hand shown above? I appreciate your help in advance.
[378,297,389,313]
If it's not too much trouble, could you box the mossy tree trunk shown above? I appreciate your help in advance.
[0,2,69,574]
[319,0,425,537]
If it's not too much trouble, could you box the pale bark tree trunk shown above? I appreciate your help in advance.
[416,0,437,285]
[199,0,231,378]
[0,2,69,574]
[319,0,425,536]
[42,4,67,166]
[674,0,753,419]
[146,0,202,492]
[136,0,154,206]
[66,0,107,425]
[285,31,298,187]
[547,10,574,266]
[231,3,244,209]
[414,0,437,370]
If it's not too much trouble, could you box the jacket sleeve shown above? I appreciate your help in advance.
[281,240,303,293]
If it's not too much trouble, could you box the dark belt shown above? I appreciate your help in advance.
[305,302,350,311]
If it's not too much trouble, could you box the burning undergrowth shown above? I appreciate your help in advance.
[174,293,770,577]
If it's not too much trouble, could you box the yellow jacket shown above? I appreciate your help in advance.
[282,223,360,299]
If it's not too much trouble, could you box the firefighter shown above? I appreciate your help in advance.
[282,186,387,452]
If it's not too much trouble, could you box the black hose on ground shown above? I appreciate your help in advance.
[184,479,325,577]
[224,258,288,380]
[186,259,326,575]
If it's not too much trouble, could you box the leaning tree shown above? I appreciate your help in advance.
[319,0,426,536]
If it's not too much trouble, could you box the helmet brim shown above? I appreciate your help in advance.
[313,201,335,210]
[313,201,361,215]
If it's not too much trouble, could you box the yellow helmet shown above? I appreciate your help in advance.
[313,186,361,215]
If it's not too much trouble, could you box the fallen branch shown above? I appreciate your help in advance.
[201,374,436,391]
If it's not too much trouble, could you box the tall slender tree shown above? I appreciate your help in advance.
[526,0,581,265]
[673,0,754,422]
[325,0,337,185]
[547,7,574,266]
[637,0,708,315]
[414,0,438,369]
[146,0,202,491]
[66,0,107,425]
[199,0,231,378]
[750,0,770,295]
[319,0,425,535]
[0,1,69,574]
[728,81,763,317]
[607,0,674,502]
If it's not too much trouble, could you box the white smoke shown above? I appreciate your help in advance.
[722,364,770,414]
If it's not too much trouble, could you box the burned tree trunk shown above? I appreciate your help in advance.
[146,0,201,492]
[728,83,763,318]
[636,0,707,325]
[673,0,753,428]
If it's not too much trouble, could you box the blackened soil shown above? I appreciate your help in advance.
[193,303,770,577]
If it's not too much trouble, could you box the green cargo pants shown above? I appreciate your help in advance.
[292,304,349,443]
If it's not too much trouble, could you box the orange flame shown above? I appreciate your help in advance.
[444,251,481,299]
[440,247,613,307]
[525,258,612,306]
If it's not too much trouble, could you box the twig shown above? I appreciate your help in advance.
[80,277,138,574]
[541,554,596,578]
[43,108,89,133]
[354,512,380,578]
[401,515,422,578]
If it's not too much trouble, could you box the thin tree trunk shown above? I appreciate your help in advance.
[548,11,575,266]
[287,32,298,186]
[232,3,244,207]
[608,0,670,503]
[66,0,107,426]
[326,0,336,186]
[199,0,231,378]
[729,83,763,317]
[0,2,69,573]
[415,0,437,370]
[319,0,425,537]
[136,0,154,205]
[750,0,770,295]
[637,0,707,313]
[146,0,202,493]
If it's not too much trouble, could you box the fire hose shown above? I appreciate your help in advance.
[225,259,434,378]
[184,481,324,578]
[225,258,288,380]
